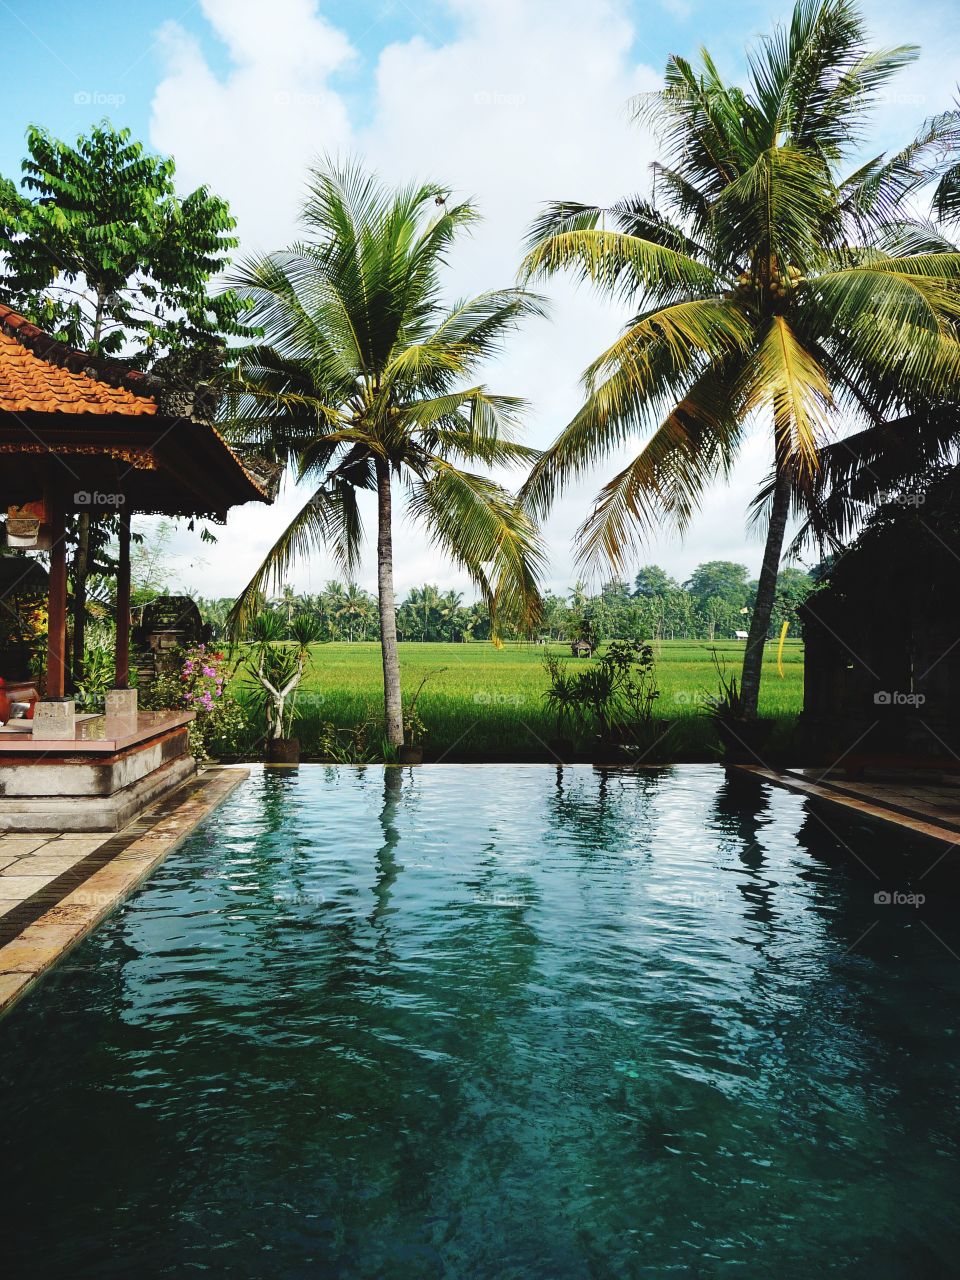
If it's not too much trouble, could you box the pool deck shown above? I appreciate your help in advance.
[737,765,960,846]
[0,765,249,1018]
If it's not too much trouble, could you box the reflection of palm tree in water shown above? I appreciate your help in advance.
[370,766,403,941]
[548,765,664,861]
[713,771,778,934]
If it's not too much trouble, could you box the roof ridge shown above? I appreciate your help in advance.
[0,303,161,399]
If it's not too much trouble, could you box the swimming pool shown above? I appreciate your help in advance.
[2,765,958,1278]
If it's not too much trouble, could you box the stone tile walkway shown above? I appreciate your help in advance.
[0,766,249,1017]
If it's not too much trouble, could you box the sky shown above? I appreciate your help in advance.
[0,0,956,600]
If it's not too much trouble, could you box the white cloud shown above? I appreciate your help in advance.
[146,0,957,601]
[150,0,355,251]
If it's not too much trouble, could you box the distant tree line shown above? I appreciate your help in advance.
[195,561,814,645]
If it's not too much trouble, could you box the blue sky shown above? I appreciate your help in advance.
[3,0,937,177]
[1,0,956,597]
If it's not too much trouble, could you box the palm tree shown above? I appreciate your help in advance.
[521,0,960,716]
[408,584,443,642]
[343,581,368,642]
[438,589,464,640]
[225,162,545,745]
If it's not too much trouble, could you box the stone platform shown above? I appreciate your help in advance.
[0,711,196,832]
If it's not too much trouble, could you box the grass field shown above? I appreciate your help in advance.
[238,638,804,762]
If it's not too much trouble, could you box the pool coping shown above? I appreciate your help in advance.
[735,764,960,846]
[0,765,250,1019]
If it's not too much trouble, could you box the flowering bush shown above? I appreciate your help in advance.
[141,644,247,759]
[180,644,226,714]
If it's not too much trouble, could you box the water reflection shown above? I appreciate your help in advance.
[2,765,960,1280]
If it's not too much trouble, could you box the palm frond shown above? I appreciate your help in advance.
[407,463,546,632]
[227,479,363,636]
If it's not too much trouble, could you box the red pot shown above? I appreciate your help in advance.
[0,678,10,725]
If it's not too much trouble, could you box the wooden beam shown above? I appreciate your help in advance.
[115,508,131,689]
[45,487,67,699]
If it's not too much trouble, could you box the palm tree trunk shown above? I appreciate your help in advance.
[740,469,791,717]
[375,458,404,747]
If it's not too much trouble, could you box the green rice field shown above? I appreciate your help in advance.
[248,638,804,762]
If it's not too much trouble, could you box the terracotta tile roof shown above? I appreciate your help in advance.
[0,305,158,416]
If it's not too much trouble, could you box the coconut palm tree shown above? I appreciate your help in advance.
[225,162,546,745]
[521,0,960,716]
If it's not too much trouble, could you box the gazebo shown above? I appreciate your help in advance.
[0,305,269,829]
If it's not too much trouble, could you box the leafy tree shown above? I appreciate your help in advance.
[769,566,814,633]
[633,564,677,598]
[684,561,751,612]
[224,162,545,746]
[0,122,251,361]
[521,0,960,715]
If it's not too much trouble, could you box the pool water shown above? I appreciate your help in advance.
[2,765,959,1278]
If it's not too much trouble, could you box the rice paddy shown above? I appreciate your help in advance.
[243,638,804,762]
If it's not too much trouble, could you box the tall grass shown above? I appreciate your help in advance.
[232,639,804,762]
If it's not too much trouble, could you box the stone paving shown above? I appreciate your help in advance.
[0,766,249,1017]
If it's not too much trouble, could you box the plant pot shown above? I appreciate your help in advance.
[716,717,774,763]
[398,744,424,765]
[592,740,629,765]
[5,516,40,547]
[266,737,300,765]
[623,718,673,760]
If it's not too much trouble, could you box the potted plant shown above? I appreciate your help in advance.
[704,650,773,762]
[543,640,665,763]
[398,669,443,764]
[606,641,670,761]
[240,612,322,764]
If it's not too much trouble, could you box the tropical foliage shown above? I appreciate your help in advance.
[237,613,322,742]
[521,0,960,715]
[195,561,812,647]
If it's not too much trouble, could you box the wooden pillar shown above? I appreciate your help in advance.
[45,488,67,699]
[115,509,131,689]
